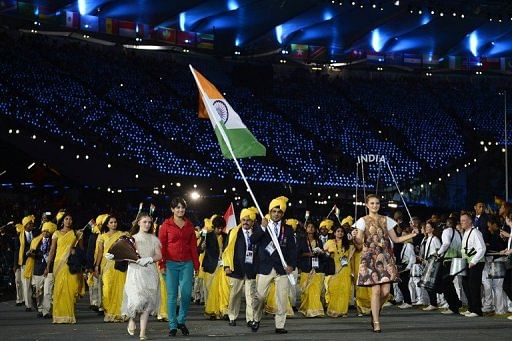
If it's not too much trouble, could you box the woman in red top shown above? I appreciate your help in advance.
[158,197,199,337]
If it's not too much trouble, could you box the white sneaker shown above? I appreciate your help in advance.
[399,303,413,309]
[413,301,425,306]
[422,305,438,311]
[440,309,454,315]
[460,310,470,315]
[382,301,393,307]
[507,315,512,320]
[440,303,449,309]
[465,312,479,317]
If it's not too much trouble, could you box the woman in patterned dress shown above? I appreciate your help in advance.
[354,194,416,332]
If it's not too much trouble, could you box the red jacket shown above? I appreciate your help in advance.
[158,217,199,271]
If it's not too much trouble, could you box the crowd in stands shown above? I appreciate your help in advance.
[1,30,512,188]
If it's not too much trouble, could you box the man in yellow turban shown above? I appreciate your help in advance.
[319,219,334,245]
[15,214,40,311]
[27,222,56,318]
[251,196,297,334]
[223,207,258,327]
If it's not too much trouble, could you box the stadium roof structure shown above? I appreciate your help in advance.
[9,0,512,58]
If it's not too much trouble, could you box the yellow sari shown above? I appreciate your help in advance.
[298,240,325,317]
[52,230,84,323]
[264,280,294,316]
[99,231,127,322]
[204,235,229,319]
[158,272,168,320]
[352,249,371,314]
[324,240,352,317]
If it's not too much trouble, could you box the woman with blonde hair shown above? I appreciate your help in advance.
[354,195,417,332]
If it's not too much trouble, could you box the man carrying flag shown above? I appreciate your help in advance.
[250,196,297,334]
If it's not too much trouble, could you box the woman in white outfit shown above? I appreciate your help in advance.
[122,213,162,340]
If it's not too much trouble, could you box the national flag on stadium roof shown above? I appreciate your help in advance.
[189,65,266,159]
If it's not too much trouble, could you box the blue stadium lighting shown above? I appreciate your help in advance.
[420,13,432,25]
[227,0,239,11]
[469,31,478,57]
[179,12,186,31]
[275,25,283,44]
[235,36,240,46]
[78,0,86,15]
[323,10,333,21]
[371,29,383,52]
[34,7,39,16]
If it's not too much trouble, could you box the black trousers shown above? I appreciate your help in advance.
[440,261,461,313]
[425,287,438,306]
[504,268,512,302]
[461,262,484,315]
[397,270,412,304]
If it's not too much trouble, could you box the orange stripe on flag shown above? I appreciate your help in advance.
[192,67,224,119]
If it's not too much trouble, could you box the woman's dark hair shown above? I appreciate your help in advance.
[487,214,500,227]
[333,225,350,250]
[130,212,152,236]
[57,211,73,230]
[101,215,116,234]
[212,216,226,229]
[426,219,441,238]
[305,221,319,240]
[170,197,187,210]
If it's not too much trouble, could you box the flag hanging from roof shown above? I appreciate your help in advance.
[189,65,266,159]
[223,203,237,233]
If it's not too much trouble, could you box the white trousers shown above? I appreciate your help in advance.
[14,268,23,303]
[481,259,494,312]
[20,266,32,309]
[453,275,467,305]
[89,275,102,307]
[227,276,256,322]
[32,274,54,315]
[254,269,289,329]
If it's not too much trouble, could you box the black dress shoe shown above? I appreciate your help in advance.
[223,314,229,321]
[37,312,43,318]
[169,329,177,337]
[89,305,99,312]
[25,308,32,312]
[43,314,52,319]
[16,302,23,306]
[251,321,260,332]
[229,320,236,326]
[177,324,189,336]
[246,321,254,328]
[275,328,288,334]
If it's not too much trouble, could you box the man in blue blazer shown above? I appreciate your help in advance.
[250,196,297,334]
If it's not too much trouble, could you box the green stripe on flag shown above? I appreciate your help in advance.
[214,123,266,159]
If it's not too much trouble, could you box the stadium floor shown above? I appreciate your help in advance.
[0,296,510,340]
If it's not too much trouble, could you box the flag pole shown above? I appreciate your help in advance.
[385,160,413,223]
[189,65,295,285]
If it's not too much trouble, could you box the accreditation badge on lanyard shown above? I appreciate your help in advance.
[218,259,224,267]
[245,250,254,264]
[312,257,319,269]
[265,241,276,255]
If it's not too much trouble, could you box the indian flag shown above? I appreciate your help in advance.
[189,65,266,159]
[223,203,237,234]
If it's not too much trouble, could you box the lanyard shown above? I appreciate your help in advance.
[306,238,317,254]
[274,222,285,244]
[401,243,408,260]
